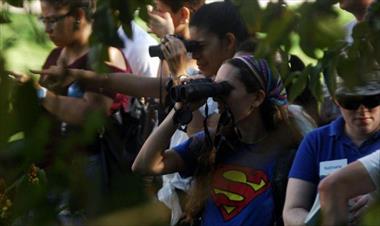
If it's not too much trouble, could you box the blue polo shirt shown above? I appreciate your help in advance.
[289,117,380,184]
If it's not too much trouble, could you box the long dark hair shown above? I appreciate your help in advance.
[182,56,302,223]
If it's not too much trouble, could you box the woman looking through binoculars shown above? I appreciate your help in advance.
[132,54,301,226]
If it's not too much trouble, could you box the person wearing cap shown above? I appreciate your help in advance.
[318,149,380,226]
[283,77,380,226]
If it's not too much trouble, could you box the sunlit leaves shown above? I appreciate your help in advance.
[232,0,262,35]
[287,69,308,103]
[256,3,297,58]
[0,7,11,24]
[297,1,344,59]
[4,0,23,8]
[2,0,380,225]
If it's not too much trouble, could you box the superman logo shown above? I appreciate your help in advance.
[211,164,270,221]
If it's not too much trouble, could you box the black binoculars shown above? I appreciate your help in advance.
[169,78,233,102]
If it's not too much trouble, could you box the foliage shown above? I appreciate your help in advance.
[1,12,52,73]
[1,0,380,225]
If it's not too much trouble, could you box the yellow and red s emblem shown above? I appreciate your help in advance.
[211,164,270,221]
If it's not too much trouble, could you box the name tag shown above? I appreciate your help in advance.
[319,159,347,177]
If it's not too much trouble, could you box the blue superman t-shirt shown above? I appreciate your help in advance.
[173,132,281,226]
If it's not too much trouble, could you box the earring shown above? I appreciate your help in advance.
[73,19,80,31]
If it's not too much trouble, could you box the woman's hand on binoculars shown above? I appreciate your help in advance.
[161,35,188,82]
[175,99,206,113]
[147,5,175,38]
[180,74,206,82]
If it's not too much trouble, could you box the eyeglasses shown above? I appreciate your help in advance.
[336,94,380,110]
[38,11,72,27]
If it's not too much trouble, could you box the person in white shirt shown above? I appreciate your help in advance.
[118,21,160,77]
[319,150,380,226]
[339,0,374,43]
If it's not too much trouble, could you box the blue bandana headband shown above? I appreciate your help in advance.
[233,55,288,107]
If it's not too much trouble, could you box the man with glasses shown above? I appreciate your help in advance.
[283,74,380,226]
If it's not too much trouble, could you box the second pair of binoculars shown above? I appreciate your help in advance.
[170,78,233,103]
[149,35,200,59]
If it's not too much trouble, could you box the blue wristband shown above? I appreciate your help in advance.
[36,87,48,101]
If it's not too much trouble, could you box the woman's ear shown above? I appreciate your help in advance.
[73,8,87,23]
[224,32,237,55]
[251,90,266,109]
[72,8,86,31]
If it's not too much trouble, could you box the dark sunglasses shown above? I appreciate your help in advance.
[336,94,380,110]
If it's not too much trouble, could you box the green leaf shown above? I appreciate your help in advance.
[13,82,41,136]
[288,68,309,102]
[88,43,109,73]
[0,8,11,24]
[297,1,344,59]
[309,63,324,102]
[233,0,262,35]
[258,5,297,56]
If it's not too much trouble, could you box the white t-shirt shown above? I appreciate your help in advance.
[345,20,357,44]
[359,150,380,190]
[118,21,160,77]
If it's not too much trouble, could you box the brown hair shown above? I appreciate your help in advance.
[181,61,303,223]
[41,0,96,20]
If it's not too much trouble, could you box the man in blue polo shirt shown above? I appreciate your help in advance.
[283,74,380,226]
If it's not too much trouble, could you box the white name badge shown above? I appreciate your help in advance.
[319,159,348,177]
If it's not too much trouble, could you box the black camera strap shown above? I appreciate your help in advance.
[172,104,192,132]
[203,102,213,147]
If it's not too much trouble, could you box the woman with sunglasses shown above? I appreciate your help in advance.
[283,76,380,226]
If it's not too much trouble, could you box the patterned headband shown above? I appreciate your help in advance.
[233,55,288,107]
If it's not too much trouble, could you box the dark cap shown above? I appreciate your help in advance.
[336,70,380,97]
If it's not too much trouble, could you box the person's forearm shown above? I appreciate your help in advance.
[69,68,169,98]
[77,71,168,99]
[319,177,349,226]
[132,108,177,175]
[320,190,347,226]
[41,92,109,125]
[283,208,308,226]
[104,73,166,98]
